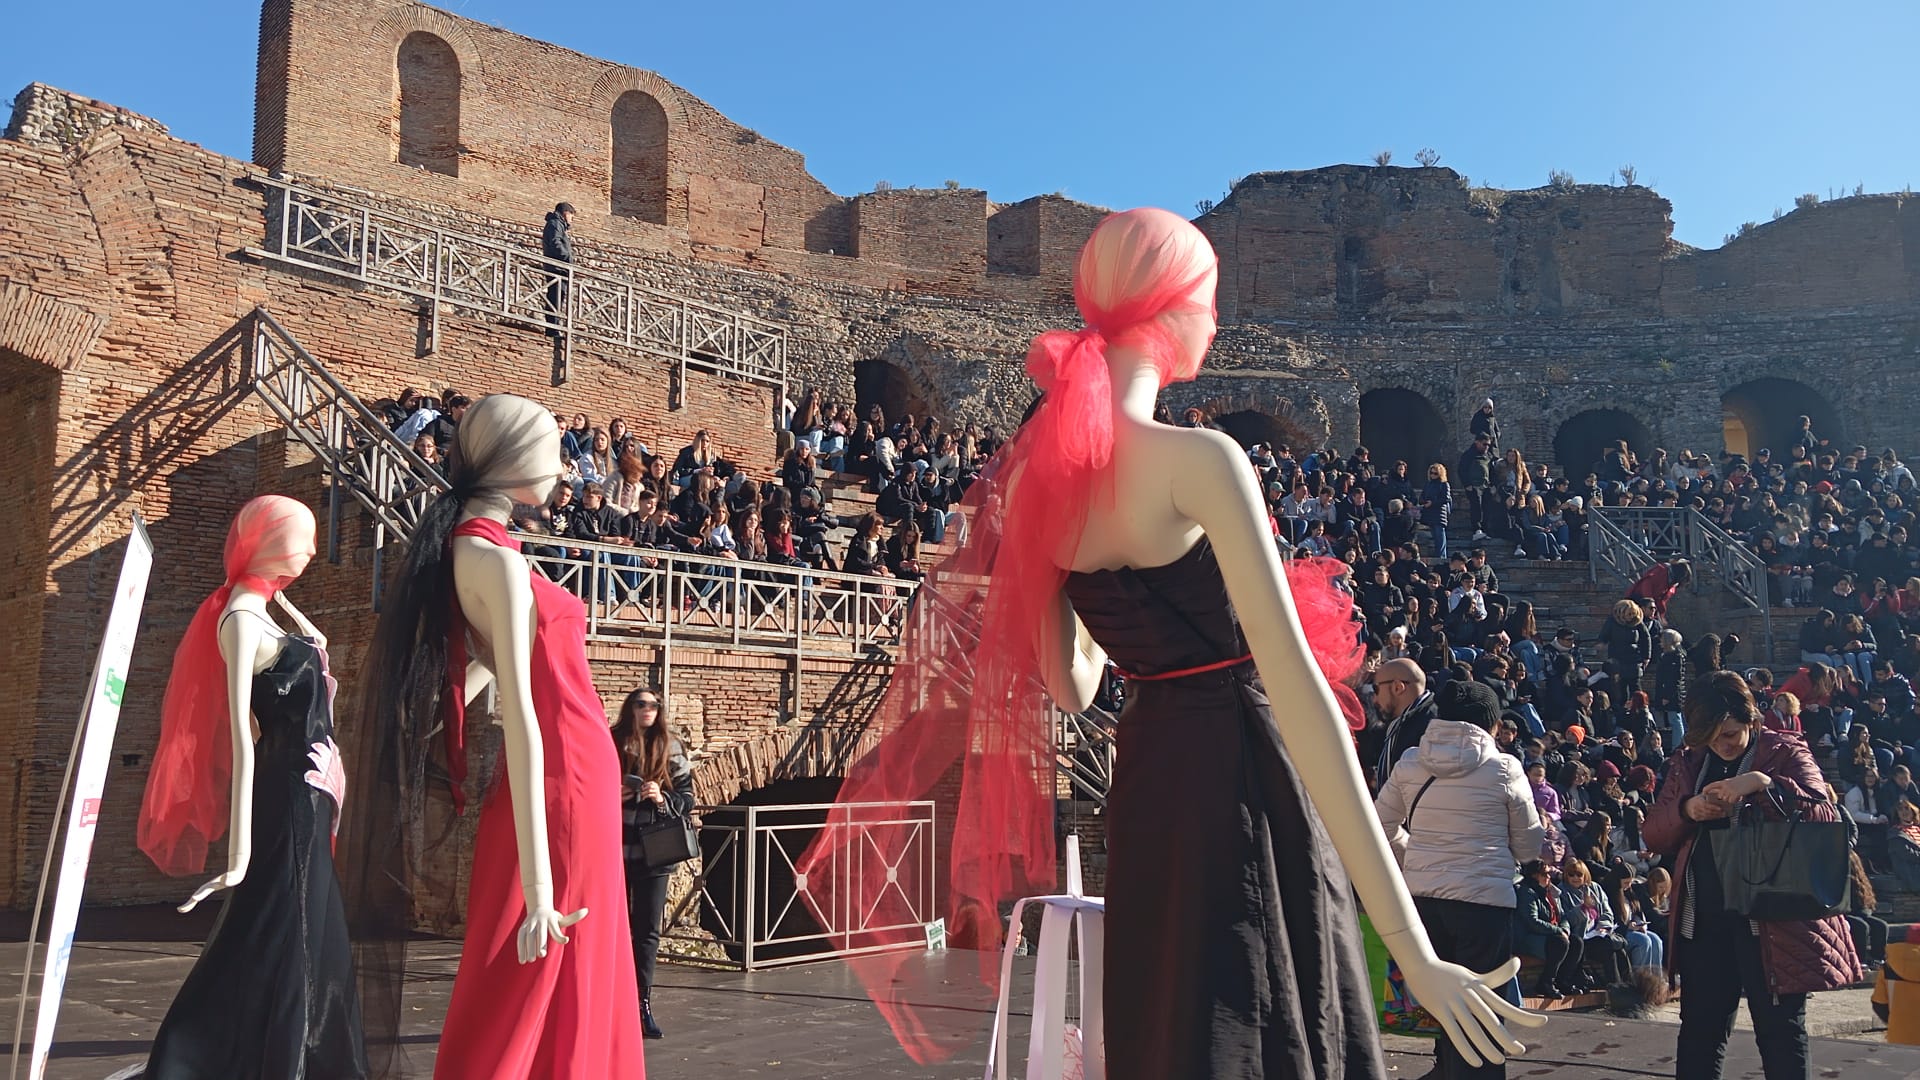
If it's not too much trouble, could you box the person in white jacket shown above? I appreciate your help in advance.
[1377,675,1545,1080]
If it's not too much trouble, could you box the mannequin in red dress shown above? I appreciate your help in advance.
[353,394,643,1078]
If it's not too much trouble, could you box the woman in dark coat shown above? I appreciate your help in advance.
[1643,671,1861,1079]
[1598,599,1655,698]
[1420,463,1454,559]
[613,686,697,1041]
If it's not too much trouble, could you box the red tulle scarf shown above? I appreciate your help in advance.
[138,498,311,877]
[795,210,1363,1064]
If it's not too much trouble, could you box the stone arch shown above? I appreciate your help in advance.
[856,336,948,428]
[609,91,669,224]
[689,728,857,808]
[1358,387,1449,474]
[368,5,485,76]
[1553,408,1654,477]
[1187,391,1325,452]
[393,31,461,175]
[586,66,693,132]
[1721,376,1842,461]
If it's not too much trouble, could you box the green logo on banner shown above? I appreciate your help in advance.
[103,670,126,707]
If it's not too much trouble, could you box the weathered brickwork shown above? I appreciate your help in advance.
[3,0,1917,911]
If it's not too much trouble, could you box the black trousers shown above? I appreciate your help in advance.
[1676,919,1810,1080]
[627,870,671,996]
[1850,913,1889,965]
[1532,925,1584,992]
[1415,896,1515,1080]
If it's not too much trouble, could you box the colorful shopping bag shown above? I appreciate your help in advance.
[1358,912,1442,1038]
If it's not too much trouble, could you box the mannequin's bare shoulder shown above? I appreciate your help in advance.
[1157,426,1260,491]
[453,534,533,595]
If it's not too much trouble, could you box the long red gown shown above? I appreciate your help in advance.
[435,518,645,1079]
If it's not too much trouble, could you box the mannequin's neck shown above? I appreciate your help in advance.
[458,491,515,524]
[227,585,271,612]
[1104,344,1161,422]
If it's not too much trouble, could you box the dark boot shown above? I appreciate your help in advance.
[642,991,664,1039]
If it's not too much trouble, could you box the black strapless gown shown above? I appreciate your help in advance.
[1064,539,1387,1080]
[144,635,368,1079]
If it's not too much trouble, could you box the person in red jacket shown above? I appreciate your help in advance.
[1625,559,1691,620]
[1778,662,1853,750]
[1644,671,1861,1080]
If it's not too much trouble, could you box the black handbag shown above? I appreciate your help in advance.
[1711,794,1850,921]
[637,810,698,870]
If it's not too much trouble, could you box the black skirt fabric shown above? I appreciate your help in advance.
[1066,540,1387,1080]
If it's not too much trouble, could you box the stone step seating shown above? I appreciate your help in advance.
[809,470,960,566]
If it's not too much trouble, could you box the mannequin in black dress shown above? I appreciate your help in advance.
[132,496,366,1078]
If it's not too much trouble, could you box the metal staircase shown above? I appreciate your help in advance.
[245,309,1116,804]
[1587,505,1775,659]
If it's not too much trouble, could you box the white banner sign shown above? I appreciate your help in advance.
[18,516,154,1080]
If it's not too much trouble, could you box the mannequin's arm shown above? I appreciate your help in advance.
[273,592,326,648]
[1038,590,1108,714]
[181,609,262,912]
[1172,429,1540,1064]
[460,542,587,961]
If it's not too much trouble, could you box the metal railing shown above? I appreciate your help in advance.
[1055,707,1118,803]
[660,800,937,970]
[530,542,913,655]
[249,307,917,653]
[1588,505,1774,657]
[246,175,787,394]
[251,308,446,557]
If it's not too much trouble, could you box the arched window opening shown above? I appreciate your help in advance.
[1358,388,1448,476]
[610,91,668,224]
[1553,409,1654,479]
[1721,378,1840,462]
[396,32,460,176]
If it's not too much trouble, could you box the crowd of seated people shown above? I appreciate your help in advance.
[373,386,994,605]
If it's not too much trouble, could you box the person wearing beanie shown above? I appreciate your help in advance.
[1471,397,1500,451]
[1376,678,1543,1078]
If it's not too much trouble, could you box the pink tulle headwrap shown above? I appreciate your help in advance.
[138,495,316,876]
[796,209,1362,1063]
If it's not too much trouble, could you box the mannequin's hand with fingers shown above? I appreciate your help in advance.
[179,867,247,914]
[516,881,588,963]
[1391,951,1547,1067]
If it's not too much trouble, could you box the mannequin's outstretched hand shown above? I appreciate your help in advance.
[178,869,245,914]
[1395,954,1545,1067]
[516,904,588,964]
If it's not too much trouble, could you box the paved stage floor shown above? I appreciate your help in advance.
[7,912,1920,1078]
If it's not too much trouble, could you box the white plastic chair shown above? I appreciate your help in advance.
[985,835,1105,1080]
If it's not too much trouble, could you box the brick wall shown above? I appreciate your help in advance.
[229,0,1919,318]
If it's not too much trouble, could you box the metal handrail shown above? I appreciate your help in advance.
[248,307,915,653]
[1685,511,1775,658]
[246,175,787,392]
[659,800,937,970]
[1587,505,1774,658]
[251,308,448,547]
[1587,506,1658,588]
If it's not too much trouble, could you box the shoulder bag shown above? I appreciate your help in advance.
[1712,792,1850,921]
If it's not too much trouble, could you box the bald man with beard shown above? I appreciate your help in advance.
[1363,658,1438,790]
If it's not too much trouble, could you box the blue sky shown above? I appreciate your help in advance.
[5,1,1915,249]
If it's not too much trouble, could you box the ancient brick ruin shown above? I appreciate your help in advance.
[2,0,1915,910]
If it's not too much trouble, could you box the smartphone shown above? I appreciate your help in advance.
[624,774,647,789]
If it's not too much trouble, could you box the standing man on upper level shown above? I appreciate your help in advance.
[543,202,576,337]
[1471,397,1500,451]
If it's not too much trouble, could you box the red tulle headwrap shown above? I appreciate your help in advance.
[138,495,317,877]
[796,209,1363,1064]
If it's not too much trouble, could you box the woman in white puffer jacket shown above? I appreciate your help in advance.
[1376,676,1546,907]
[1375,676,1546,1077]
